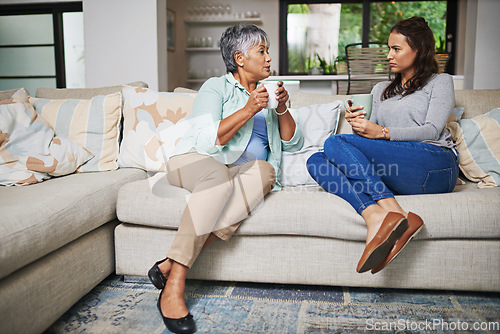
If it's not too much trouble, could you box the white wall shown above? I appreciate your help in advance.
[157,0,168,91]
[463,0,500,89]
[82,0,166,90]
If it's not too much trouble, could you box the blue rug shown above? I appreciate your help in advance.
[45,275,500,333]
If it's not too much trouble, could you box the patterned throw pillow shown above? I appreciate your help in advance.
[118,86,196,172]
[448,108,500,188]
[30,92,122,172]
[280,101,342,187]
[0,98,93,186]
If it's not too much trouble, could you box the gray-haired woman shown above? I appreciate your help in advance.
[147,24,303,333]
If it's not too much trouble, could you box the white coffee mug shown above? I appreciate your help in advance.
[262,81,280,109]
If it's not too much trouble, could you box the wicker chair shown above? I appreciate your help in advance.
[345,42,391,95]
[435,53,450,73]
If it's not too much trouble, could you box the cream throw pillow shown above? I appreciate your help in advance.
[118,86,196,172]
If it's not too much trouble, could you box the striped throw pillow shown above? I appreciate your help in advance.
[30,93,122,172]
[448,108,500,188]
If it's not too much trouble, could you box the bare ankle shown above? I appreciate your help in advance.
[158,259,172,275]
[361,205,391,244]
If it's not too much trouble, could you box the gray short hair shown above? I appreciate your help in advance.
[220,24,270,73]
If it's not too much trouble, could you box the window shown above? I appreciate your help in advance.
[0,2,84,95]
[280,0,457,75]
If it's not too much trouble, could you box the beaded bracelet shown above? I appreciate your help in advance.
[275,107,289,116]
[381,126,389,139]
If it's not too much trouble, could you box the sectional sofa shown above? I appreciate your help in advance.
[0,84,499,334]
[115,88,500,293]
[0,83,147,334]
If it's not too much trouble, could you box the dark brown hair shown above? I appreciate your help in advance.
[382,16,438,100]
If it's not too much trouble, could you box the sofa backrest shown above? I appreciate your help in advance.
[454,89,500,119]
[289,88,500,135]
[35,81,149,99]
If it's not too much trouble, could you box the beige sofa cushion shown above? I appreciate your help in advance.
[117,174,500,241]
[115,224,500,291]
[35,81,148,99]
[0,168,146,280]
[173,87,198,94]
[455,89,500,119]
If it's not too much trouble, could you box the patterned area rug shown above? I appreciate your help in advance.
[45,275,500,334]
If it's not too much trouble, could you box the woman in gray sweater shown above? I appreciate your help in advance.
[307,17,458,274]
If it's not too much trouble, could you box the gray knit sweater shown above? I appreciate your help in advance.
[371,73,455,148]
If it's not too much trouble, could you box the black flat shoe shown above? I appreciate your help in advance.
[148,258,169,289]
[157,289,197,334]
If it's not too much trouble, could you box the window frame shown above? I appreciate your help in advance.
[279,0,457,75]
[0,2,83,88]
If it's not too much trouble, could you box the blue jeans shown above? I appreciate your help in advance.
[306,134,459,215]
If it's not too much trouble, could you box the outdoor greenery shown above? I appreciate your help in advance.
[287,1,447,74]
[369,1,447,51]
[338,3,363,60]
[288,4,310,14]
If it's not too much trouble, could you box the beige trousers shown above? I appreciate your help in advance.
[165,152,276,268]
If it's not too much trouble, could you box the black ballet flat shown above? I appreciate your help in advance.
[157,289,197,334]
[148,258,169,289]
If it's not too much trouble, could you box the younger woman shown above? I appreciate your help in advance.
[307,16,458,274]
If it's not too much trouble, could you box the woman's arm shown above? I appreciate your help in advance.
[349,75,454,141]
[216,84,268,145]
[345,82,385,138]
[388,75,455,141]
[191,79,267,153]
[274,82,296,141]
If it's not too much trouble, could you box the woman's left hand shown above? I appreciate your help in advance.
[275,81,289,110]
[349,117,386,140]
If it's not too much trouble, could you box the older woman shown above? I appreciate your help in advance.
[148,24,303,333]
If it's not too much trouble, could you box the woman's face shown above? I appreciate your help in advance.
[387,32,417,77]
[240,42,271,80]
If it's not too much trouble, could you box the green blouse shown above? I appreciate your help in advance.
[173,73,304,189]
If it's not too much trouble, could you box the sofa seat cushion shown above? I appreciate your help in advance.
[0,168,146,280]
[117,173,500,242]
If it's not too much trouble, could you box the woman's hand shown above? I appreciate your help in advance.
[346,105,388,140]
[275,81,289,112]
[345,104,366,123]
[245,83,268,115]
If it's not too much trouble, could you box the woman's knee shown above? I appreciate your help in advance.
[306,152,327,177]
[255,160,276,189]
[192,162,234,197]
[323,135,348,158]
